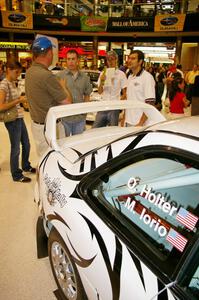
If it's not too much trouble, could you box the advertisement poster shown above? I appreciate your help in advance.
[36,34,58,69]
[154,14,186,32]
[1,11,33,29]
[80,16,107,32]
[33,15,81,30]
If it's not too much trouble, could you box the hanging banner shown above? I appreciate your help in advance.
[1,11,33,29]
[80,16,107,32]
[154,14,186,32]
[107,17,154,32]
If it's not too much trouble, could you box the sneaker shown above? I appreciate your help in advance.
[23,167,36,174]
[14,176,31,183]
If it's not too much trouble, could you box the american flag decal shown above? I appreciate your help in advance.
[166,228,188,252]
[176,207,198,231]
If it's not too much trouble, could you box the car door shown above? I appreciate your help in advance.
[78,144,199,299]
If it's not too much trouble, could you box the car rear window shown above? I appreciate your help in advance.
[92,157,199,260]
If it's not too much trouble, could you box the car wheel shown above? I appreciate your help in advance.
[48,228,86,300]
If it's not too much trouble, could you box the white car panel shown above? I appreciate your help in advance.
[36,102,199,300]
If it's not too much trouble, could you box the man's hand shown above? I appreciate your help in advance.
[19,95,27,104]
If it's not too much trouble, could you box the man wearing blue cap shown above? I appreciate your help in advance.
[25,36,71,156]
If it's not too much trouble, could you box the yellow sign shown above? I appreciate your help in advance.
[0,42,30,50]
[1,11,33,29]
[155,14,186,32]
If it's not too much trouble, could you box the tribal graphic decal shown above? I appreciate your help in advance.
[80,213,122,300]
[57,133,147,183]
[47,210,173,300]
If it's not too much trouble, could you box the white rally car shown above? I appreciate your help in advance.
[35,101,199,300]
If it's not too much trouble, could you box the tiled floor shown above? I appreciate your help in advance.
[0,112,57,300]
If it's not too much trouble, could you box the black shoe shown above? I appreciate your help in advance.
[23,167,36,174]
[14,176,31,183]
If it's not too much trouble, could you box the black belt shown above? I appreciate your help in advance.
[33,121,44,125]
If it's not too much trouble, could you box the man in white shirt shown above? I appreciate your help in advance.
[125,50,156,127]
[93,50,127,127]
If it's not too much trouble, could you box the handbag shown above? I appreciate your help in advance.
[0,81,18,123]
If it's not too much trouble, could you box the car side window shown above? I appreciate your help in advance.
[92,156,199,273]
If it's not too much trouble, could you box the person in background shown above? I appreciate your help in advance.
[93,50,127,128]
[169,77,190,119]
[191,75,199,116]
[57,49,92,136]
[185,64,199,102]
[125,50,156,126]
[176,64,184,78]
[0,60,35,182]
[25,36,71,156]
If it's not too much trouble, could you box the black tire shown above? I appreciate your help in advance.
[48,228,86,300]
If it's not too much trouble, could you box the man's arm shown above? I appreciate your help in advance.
[98,72,106,95]
[58,78,72,104]
[120,87,127,100]
[84,95,90,102]
[135,112,148,126]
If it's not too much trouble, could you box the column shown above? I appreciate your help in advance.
[176,37,182,65]
[93,36,98,70]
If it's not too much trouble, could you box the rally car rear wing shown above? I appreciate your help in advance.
[45,100,166,151]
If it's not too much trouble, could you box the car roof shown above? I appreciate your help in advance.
[147,116,199,139]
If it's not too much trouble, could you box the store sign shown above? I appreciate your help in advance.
[107,17,154,32]
[1,11,33,29]
[33,15,81,30]
[155,14,186,32]
[81,16,108,32]
[0,42,31,50]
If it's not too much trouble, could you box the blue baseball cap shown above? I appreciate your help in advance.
[32,36,55,53]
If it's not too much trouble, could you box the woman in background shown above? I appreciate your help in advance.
[169,77,190,119]
[0,60,35,182]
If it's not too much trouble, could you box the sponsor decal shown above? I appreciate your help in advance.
[44,173,67,208]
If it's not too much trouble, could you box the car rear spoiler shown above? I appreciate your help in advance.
[45,100,166,151]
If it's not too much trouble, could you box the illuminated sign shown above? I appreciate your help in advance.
[0,42,31,50]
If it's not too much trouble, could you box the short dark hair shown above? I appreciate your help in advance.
[66,49,79,58]
[5,60,21,70]
[130,50,145,62]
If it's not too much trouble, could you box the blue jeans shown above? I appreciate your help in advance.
[5,118,31,180]
[93,110,120,128]
[62,120,86,136]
